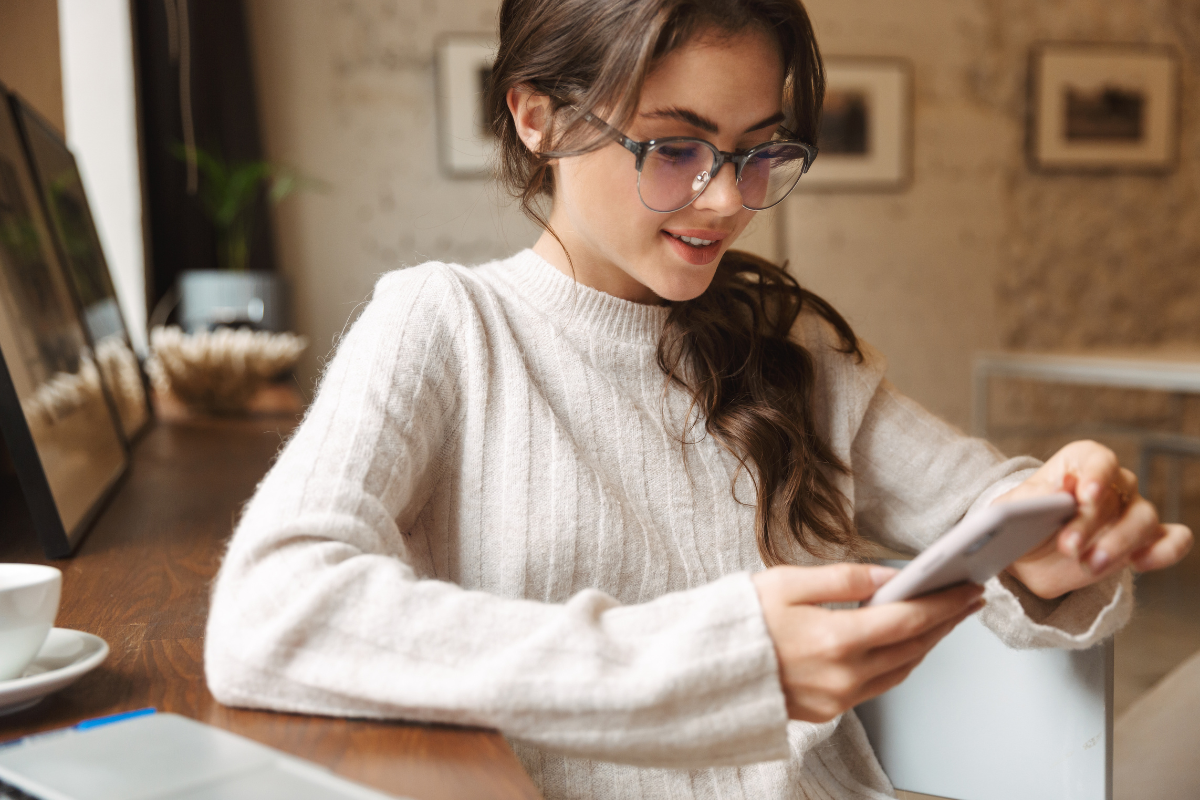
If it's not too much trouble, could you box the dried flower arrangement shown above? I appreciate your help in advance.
[147,326,307,414]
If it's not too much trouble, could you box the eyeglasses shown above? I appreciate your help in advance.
[579,111,818,213]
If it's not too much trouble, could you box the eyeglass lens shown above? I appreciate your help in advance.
[638,141,810,212]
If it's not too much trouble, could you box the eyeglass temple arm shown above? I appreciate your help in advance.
[579,111,645,158]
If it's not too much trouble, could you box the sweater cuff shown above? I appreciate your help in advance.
[676,571,793,765]
[968,467,1039,516]
[979,568,1133,650]
[971,468,1134,649]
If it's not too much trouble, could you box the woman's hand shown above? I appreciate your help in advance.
[998,440,1194,599]
[752,564,984,723]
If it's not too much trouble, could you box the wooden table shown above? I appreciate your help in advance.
[0,418,541,800]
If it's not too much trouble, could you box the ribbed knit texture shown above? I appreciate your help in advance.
[206,250,1131,799]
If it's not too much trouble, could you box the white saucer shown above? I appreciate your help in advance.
[0,628,109,716]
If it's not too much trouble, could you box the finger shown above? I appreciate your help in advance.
[1130,524,1194,572]
[1119,466,1139,495]
[1072,442,1123,489]
[767,563,897,605]
[1082,497,1160,574]
[856,595,989,704]
[1060,464,1136,559]
[859,599,984,681]
[850,582,984,649]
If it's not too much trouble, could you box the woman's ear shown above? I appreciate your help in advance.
[507,86,552,153]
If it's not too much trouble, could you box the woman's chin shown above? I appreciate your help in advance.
[643,236,728,301]
[646,269,719,303]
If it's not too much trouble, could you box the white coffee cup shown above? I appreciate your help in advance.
[0,564,62,681]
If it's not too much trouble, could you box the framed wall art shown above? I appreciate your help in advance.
[13,95,151,444]
[434,35,496,179]
[1029,43,1179,172]
[0,82,128,558]
[800,57,912,191]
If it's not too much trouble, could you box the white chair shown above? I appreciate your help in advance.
[857,597,1111,800]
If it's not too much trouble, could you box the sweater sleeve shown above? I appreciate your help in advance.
[204,265,789,769]
[848,378,1132,649]
[790,307,1132,650]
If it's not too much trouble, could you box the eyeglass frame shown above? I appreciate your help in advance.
[576,110,819,213]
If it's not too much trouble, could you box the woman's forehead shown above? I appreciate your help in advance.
[636,26,785,134]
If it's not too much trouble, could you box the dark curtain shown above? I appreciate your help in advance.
[131,0,277,314]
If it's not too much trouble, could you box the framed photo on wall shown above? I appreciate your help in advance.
[1029,43,1180,172]
[13,95,151,444]
[799,57,912,191]
[435,35,496,179]
[0,82,127,558]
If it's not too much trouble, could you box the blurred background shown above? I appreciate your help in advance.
[1,0,1198,766]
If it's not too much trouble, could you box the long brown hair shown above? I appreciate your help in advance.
[486,0,865,563]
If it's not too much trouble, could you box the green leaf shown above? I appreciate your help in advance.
[169,141,326,269]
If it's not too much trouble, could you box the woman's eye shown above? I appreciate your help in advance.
[650,143,706,165]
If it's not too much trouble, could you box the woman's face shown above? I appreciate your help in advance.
[536,26,786,304]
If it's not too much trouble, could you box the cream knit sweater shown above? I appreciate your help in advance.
[205,249,1131,799]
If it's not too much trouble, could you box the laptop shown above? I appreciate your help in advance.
[0,712,409,799]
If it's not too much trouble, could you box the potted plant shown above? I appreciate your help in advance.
[171,144,319,333]
[148,146,319,414]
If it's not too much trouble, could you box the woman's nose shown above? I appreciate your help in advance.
[692,161,742,215]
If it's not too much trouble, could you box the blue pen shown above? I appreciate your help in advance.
[0,707,156,748]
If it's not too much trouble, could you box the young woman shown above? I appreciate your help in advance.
[206,0,1193,797]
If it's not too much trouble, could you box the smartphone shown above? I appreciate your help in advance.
[866,493,1077,606]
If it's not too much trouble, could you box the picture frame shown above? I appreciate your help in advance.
[434,35,496,179]
[799,57,912,192]
[0,82,128,558]
[12,94,152,445]
[1028,43,1180,172]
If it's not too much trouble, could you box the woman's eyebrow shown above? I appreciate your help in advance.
[640,107,719,133]
[745,111,786,132]
[639,107,786,135]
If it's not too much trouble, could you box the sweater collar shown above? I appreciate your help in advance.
[504,249,672,345]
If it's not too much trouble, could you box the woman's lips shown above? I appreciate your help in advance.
[661,230,726,265]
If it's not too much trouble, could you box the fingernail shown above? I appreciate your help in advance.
[1088,549,1110,573]
[1083,481,1103,504]
[1063,530,1084,556]
[868,565,896,587]
[968,599,986,614]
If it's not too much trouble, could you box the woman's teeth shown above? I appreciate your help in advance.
[667,232,715,247]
